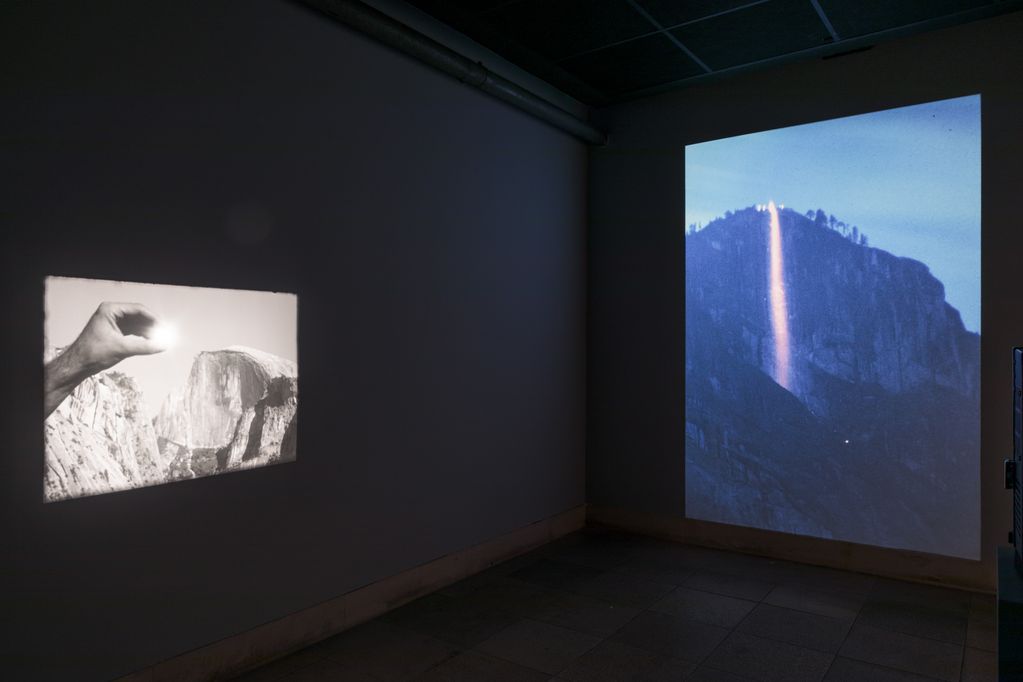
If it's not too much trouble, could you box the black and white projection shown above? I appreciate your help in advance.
[43,277,299,502]
[684,95,980,559]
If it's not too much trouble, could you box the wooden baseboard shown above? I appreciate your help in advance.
[587,505,994,593]
[119,505,586,682]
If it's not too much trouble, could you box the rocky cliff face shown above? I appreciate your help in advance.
[44,348,169,502]
[43,346,298,502]
[153,346,298,478]
[685,206,979,559]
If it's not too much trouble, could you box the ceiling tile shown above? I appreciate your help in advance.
[559,33,705,97]
[478,0,657,61]
[817,0,996,39]
[633,0,766,28]
[401,0,1019,103]
[670,0,832,71]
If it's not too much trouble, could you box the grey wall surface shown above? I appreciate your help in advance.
[587,11,1023,563]
[0,1,587,679]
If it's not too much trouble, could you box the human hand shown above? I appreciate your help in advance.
[44,302,171,418]
[69,302,171,374]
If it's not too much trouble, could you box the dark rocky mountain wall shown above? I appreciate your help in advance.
[685,207,979,558]
[44,358,169,503]
[44,347,298,502]
[154,347,298,479]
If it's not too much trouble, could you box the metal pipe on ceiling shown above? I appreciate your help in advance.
[297,0,608,146]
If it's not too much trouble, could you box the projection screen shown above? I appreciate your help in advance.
[684,95,980,559]
[43,276,298,502]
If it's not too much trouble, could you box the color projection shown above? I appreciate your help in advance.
[684,95,980,559]
[44,277,298,502]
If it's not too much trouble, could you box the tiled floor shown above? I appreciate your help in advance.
[234,529,997,681]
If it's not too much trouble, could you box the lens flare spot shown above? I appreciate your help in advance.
[150,322,179,350]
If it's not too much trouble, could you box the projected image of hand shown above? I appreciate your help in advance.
[44,302,175,418]
[81,302,175,368]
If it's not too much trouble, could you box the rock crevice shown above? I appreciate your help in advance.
[44,346,298,502]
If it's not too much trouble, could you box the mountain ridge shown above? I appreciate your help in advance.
[684,204,979,558]
[44,346,298,502]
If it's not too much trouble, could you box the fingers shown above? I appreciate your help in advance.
[119,333,169,356]
[94,302,171,357]
[101,301,159,326]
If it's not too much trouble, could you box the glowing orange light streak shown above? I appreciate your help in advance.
[767,200,791,390]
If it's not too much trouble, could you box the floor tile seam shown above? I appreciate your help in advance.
[833,648,959,682]
[750,599,859,627]
[608,635,707,671]
[963,644,998,657]
[849,616,969,648]
[674,564,765,581]
[690,663,760,681]
[725,602,854,656]
[560,560,679,588]
[513,614,613,637]
[529,598,646,639]
[767,582,871,606]
[966,611,995,625]
[605,562,695,585]
[826,655,953,682]
[958,638,967,682]
[819,647,841,682]
[640,602,748,630]
[469,580,637,625]
[695,656,811,681]
[407,647,462,681]
[583,572,680,593]
[412,583,561,620]
[562,638,705,677]
[863,597,972,619]
[464,641,560,677]
[645,600,751,630]
[469,617,606,677]
[299,544,975,678]
[872,578,982,594]
[759,596,861,624]
[557,582,670,610]
[836,603,866,662]
[608,556,877,594]
[868,589,975,608]
[863,594,972,610]
[964,640,996,654]
[694,638,836,681]
[682,584,777,602]
[724,599,767,653]
[777,582,875,600]
[838,608,964,682]
[514,566,613,590]
[661,582,765,606]
[511,576,580,592]
[654,617,732,667]
[535,584,617,608]
[539,555,631,572]
[374,615,480,653]
[605,615,725,666]
[717,628,842,658]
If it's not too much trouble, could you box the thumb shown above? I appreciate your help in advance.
[120,334,169,356]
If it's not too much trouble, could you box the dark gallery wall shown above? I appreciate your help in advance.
[0,1,587,679]
[587,10,1023,586]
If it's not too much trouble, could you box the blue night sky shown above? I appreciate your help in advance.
[685,94,981,332]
